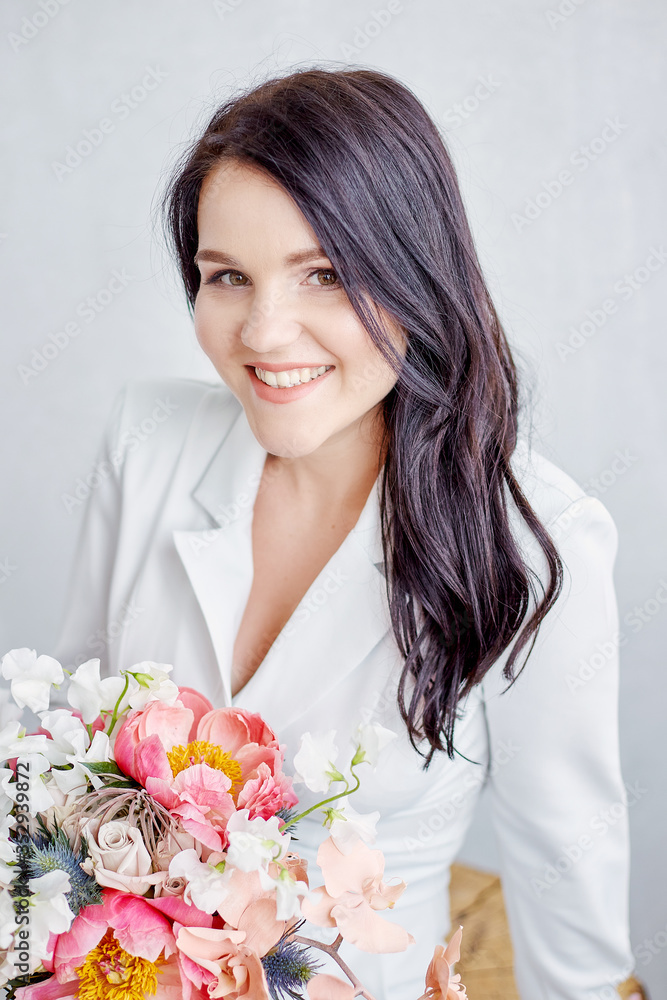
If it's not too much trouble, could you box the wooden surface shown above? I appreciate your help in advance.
[448,863,649,1000]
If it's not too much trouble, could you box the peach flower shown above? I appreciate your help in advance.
[307,974,355,999]
[176,926,271,999]
[423,925,468,1000]
[301,836,414,953]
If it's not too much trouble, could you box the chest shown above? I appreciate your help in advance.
[230,473,364,697]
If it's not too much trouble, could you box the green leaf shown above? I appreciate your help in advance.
[81,761,124,775]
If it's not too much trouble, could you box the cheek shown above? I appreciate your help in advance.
[194,299,230,361]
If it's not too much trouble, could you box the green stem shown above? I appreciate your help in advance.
[105,675,130,737]
[282,765,362,830]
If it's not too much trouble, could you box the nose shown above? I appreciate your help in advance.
[240,286,302,355]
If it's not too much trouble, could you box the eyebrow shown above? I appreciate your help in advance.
[193,246,330,268]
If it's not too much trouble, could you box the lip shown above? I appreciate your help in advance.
[246,364,334,404]
[248,362,334,372]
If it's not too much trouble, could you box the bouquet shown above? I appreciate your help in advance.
[0,648,467,999]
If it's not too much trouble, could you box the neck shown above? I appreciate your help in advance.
[264,405,386,513]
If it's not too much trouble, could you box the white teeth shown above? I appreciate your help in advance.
[254,365,332,388]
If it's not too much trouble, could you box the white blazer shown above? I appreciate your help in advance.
[52,377,634,999]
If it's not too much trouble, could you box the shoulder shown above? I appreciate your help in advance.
[113,375,238,430]
[105,376,242,465]
[509,436,618,569]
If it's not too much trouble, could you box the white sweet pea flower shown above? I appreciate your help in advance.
[125,661,180,710]
[27,869,75,967]
[0,685,23,729]
[66,659,126,725]
[328,800,380,854]
[50,729,111,797]
[169,849,232,913]
[352,722,397,769]
[1,754,54,815]
[0,721,49,765]
[293,730,341,793]
[38,710,89,767]
[258,865,309,921]
[0,649,64,714]
[226,810,290,872]
[0,886,17,949]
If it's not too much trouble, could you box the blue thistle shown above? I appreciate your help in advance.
[26,829,102,915]
[262,933,321,999]
[277,806,299,837]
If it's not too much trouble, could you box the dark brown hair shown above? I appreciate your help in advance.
[161,65,564,766]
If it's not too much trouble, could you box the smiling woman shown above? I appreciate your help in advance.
[51,66,634,998]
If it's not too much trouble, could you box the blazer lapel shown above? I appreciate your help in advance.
[172,402,392,725]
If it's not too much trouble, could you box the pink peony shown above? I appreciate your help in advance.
[237,761,298,820]
[114,699,297,850]
[29,890,215,1000]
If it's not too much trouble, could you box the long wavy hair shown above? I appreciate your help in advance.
[160,65,564,766]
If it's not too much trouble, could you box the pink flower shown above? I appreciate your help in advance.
[114,700,297,850]
[301,837,414,954]
[29,890,214,1000]
[51,890,176,982]
[237,762,298,820]
[423,926,468,999]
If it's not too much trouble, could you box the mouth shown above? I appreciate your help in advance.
[246,363,335,404]
[252,364,333,388]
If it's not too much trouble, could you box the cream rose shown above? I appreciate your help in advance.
[81,819,165,895]
[154,876,187,898]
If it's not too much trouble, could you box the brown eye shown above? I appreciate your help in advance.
[225,271,248,286]
[204,269,249,287]
[308,268,340,288]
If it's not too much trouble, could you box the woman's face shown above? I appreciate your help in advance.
[194,158,406,460]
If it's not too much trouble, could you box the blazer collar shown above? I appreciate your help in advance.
[172,401,390,724]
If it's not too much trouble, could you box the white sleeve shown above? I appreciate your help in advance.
[50,384,129,681]
[480,495,634,999]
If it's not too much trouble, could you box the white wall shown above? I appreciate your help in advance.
[1,0,665,994]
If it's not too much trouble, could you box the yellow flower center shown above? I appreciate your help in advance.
[167,739,243,791]
[76,929,158,1000]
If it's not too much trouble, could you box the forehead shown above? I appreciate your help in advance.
[197,159,312,240]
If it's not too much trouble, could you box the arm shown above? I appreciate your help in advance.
[480,494,635,999]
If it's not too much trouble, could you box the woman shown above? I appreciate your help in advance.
[52,67,633,997]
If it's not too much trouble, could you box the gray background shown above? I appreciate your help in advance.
[1,0,665,994]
